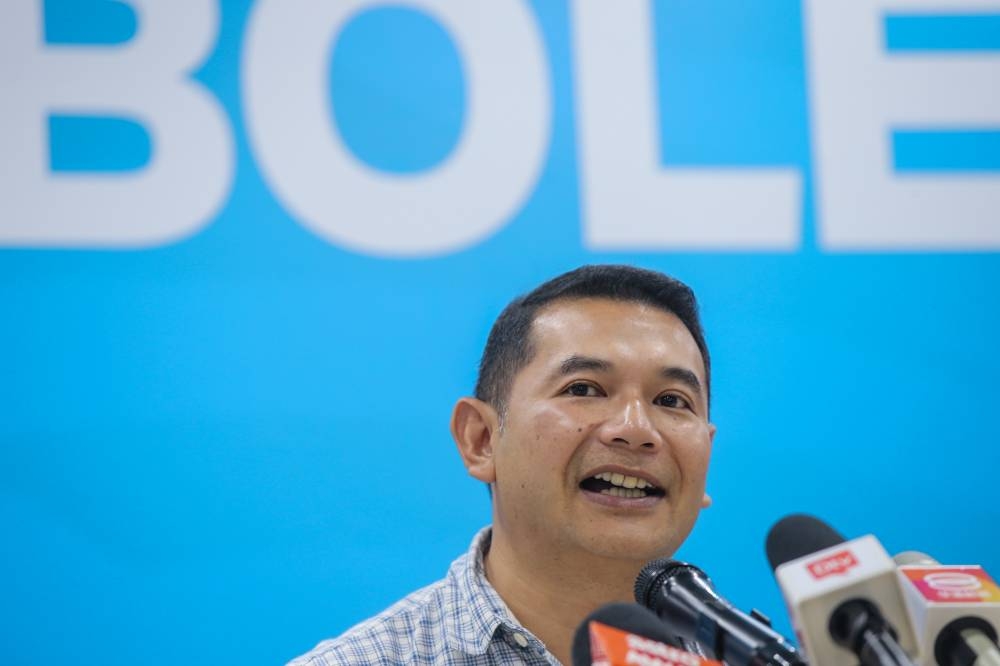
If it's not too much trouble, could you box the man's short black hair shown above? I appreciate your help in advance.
[474,264,710,418]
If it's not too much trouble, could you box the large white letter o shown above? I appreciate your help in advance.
[242,0,551,257]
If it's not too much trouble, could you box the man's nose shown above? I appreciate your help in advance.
[597,398,663,451]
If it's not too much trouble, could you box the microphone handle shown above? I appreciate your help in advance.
[950,627,1000,666]
[857,627,917,666]
[829,599,916,666]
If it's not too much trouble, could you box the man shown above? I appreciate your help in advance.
[290,264,716,665]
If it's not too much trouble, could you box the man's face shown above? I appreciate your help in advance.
[490,297,715,564]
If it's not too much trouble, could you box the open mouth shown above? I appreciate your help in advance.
[579,472,666,499]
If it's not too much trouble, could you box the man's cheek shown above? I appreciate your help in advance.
[529,403,583,433]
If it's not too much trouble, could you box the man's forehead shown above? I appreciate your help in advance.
[528,298,702,367]
[531,297,686,338]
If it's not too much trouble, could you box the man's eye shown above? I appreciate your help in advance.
[565,382,600,397]
[654,393,690,410]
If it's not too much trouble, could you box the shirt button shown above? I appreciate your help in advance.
[512,632,529,648]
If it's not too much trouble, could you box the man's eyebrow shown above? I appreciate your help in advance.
[550,357,703,395]
[661,366,703,395]
[554,355,613,377]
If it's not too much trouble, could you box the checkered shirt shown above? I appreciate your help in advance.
[288,526,562,665]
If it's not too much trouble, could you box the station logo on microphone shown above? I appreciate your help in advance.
[900,566,1000,603]
[587,621,722,666]
[806,549,859,580]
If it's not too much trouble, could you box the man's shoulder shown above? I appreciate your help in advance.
[288,578,454,665]
[288,528,514,665]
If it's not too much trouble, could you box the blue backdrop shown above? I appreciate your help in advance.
[2,1,999,664]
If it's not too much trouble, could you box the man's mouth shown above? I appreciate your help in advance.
[579,472,666,499]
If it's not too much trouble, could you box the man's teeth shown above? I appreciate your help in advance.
[593,471,652,489]
[591,471,655,497]
[601,486,648,498]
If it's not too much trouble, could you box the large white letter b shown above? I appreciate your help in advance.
[0,0,233,247]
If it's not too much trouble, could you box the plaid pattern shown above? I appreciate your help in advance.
[288,527,561,665]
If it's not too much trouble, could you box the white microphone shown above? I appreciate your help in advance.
[894,551,1000,666]
[765,514,918,666]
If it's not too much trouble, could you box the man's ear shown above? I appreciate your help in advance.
[451,397,499,484]
[701,422,718,508]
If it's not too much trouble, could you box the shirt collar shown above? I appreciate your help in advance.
[443,526,529,656]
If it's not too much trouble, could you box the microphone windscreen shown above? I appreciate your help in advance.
[571,602,674,666]
[634,557,692,607]
[893,550,938,566]
[765,514,846,572]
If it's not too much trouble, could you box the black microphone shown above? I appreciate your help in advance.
[634,558,807,666]
[571,602,680,666]
[765,514,917,666]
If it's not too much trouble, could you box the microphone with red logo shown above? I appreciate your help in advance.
[765,514,918,666]
[634,559,807,665]
[893,551,1000,666]
[571,602,722,666]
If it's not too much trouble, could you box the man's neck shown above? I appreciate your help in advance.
[483,530,644,666]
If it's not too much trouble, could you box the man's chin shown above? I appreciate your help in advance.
[576,530,680,565]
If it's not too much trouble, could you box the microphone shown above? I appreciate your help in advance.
[765,514,918,666]
[571,602,721,666]
[894,551,1000,666]
[634,558,806,665]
